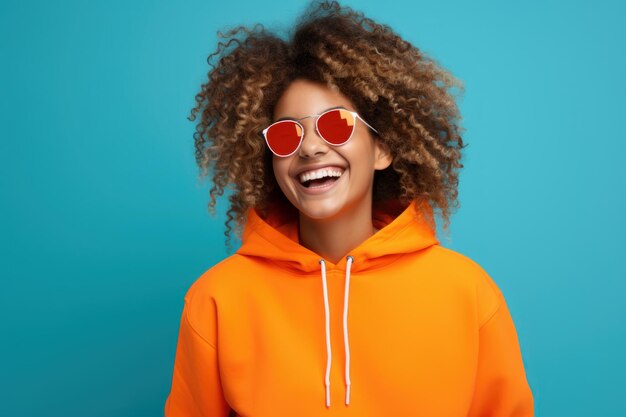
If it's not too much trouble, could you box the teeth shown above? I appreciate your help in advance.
[299,168,344,184]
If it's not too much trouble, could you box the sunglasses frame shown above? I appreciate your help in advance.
[261,108,380,158]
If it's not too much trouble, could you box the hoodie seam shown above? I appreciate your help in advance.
[184,305,218,350]
[478,299,502,330]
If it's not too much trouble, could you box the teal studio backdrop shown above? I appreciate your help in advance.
[1,0,625,415]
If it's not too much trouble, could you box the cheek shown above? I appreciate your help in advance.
[272,158,290,185]
[346,141,376,171]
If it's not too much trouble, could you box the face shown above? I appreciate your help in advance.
[271,78,392,221]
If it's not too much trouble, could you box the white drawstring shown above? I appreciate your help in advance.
[319,255,354,408]
[319,259,332,408]
[344,255,353,405]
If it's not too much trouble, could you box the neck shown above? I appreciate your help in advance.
[298,202,378,265]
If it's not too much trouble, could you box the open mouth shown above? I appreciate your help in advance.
[301,176,341,188]
[298,168,344,189]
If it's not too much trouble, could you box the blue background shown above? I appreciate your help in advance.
[2,0,625,416]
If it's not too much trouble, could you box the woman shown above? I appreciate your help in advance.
[165,1,534,415]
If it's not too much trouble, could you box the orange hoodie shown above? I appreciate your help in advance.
[164,198,534,416]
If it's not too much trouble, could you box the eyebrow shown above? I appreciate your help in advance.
[273,106,347,123]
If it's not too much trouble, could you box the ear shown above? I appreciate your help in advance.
[373,139,393,170]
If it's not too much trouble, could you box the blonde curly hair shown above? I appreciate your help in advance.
[189,0,467,252]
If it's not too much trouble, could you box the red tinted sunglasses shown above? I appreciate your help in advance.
[261,108,380,157]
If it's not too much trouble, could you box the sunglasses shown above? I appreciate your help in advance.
[261,107,380,157]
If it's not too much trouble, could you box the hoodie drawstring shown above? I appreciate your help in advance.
[319,255,354,408]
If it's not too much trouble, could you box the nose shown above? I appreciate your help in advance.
[298,120,329,158]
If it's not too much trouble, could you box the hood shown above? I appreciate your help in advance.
[235,197,439,408]
[237,197,439,273]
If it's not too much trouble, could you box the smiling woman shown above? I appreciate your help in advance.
[187,2,468,255]
[164,1,535,416]
[270,79,392,264]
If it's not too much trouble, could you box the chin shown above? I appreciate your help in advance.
[293,196,354,221]
[298,205,341,220]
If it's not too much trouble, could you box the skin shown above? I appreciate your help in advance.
[271,78,393,265]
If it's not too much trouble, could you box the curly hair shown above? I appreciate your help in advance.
[189,0,467,253]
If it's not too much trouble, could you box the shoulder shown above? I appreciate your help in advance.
[429,245,504,327]
[181,254,250,338]
[184,254,250,302]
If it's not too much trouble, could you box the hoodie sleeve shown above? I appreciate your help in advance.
[467,274,535,417]
[164,296,231,417]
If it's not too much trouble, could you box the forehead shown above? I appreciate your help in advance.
[272,79,355,121]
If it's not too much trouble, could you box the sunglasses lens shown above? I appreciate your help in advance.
[317,109,355,145]
[265,122,302,156]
